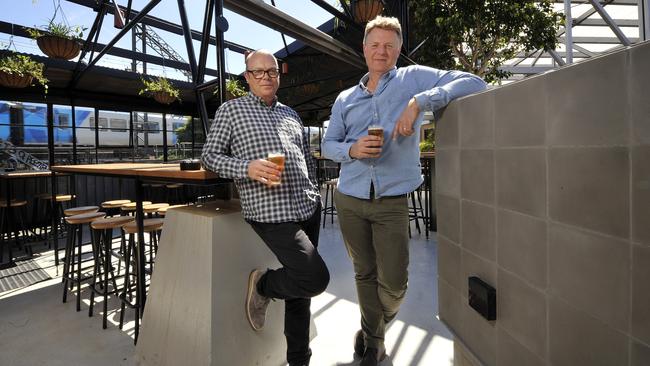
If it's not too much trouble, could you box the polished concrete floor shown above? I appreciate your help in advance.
[0,216,453,366]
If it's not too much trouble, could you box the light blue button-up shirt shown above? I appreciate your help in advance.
[322,65,487,199]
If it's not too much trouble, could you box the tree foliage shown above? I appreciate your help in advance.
[411,0,563,83]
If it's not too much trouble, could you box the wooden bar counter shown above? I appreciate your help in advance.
[135,200,286,366]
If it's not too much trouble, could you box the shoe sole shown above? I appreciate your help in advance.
[245,270,262,331]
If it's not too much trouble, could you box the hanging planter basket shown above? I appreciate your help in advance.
[36,35,81,60]
[152,91,177,104]
[352,0,384,24]
[0,70,34,88]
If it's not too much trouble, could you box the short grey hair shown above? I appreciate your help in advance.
[363,16,402,45]
[244,49,278,68]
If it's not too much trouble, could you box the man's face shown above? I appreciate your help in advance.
[244,53,280,101]
[363,28,401,75]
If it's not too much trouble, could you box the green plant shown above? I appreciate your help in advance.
[419,140,434,152]
[411,0,563,83]
[419,128,435,152]
[139,76,181,102]
[214,79,247,99]
[26,20,86,41]
[0,53,48,88]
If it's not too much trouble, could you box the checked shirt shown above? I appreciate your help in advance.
[201,93,320,223]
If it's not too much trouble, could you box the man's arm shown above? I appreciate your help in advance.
[200,105,249,179]
[393,66,487,138]
[322,98,383,162]
[300,118,318,185]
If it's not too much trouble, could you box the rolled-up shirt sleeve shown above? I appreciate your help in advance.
[200,104,249,179]
[412,67,487,113]
[322,97,355,163]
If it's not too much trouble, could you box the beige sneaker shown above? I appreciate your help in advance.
[246,269,270,331]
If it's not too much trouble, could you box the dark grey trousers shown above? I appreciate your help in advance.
[248,205,329,365]
[334,191,410,350]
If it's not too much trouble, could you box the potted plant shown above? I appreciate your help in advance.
[215,79,247,100]
[139,76,181,104]
[26,20,85,60]
[0,53,48,89]
[339,0,384,23]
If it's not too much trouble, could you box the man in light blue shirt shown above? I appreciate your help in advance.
[322,16,486,366]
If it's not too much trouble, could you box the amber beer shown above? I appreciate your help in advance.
[267,152,285,186]
[368,125,384,145]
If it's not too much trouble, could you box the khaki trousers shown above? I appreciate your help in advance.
[334,190,409,349]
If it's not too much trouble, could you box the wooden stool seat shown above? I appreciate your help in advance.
[91,216,135,230]
[121,201,153,211]
[101,199,132,209]
[65,212,106,225]
[0,199,28,208]
[325,178,338,186]
[157,204,187,216]
[143,203,169,213]
[40,194,76,202]
[123,218,164,234]
[64,205,100,216]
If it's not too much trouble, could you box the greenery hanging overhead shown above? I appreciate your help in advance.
[411,0,563,83]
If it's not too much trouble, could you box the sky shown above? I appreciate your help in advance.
[1,0,339,80]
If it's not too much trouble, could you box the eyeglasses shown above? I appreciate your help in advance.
[246,69,280,79]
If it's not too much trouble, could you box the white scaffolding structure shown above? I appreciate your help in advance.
[501,0,650,80]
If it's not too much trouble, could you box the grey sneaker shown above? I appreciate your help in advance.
[246,269,270,331]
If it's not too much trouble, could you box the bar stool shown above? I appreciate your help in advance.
[88,215,135,329]
[41,194,76,247]
[0,199,29,262]
[62,205,100,282]
[119,218,164,341]
[62,211,105,311]
[31,193,52,240]
[165,184,183,204]
[143,203,169,218]
[100,199,131,217]
[120,201,152,216]
[408,187,425,238]
[322,178,338,227]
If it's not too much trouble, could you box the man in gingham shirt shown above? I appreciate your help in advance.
[201,49,329,366]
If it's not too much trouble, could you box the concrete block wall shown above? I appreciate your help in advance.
[435,40,650,366]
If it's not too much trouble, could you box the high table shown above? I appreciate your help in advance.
[50,163,230,325]
[0,171,69,268]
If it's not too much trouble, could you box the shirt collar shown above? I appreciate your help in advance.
[247,92,278,109]
[358,67,397,94]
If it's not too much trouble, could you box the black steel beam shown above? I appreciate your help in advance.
[177,0,199,82]
[197,0,216,83]
[310,0,361,31]
[68,2,107,89]
[224,0,365,69]
[214,0,227,109]
[65,0,252,55]
[73,0,162,86]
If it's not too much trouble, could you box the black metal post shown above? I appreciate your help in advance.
[162,113,168,162]
[71,104,78,164]
[94,108,99,163]
[197,0,216,83]
[215,0,227,107]
[190,116,195,158]
[72,0,163,86]
[47,103,60,266]
[177,0,199,82]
